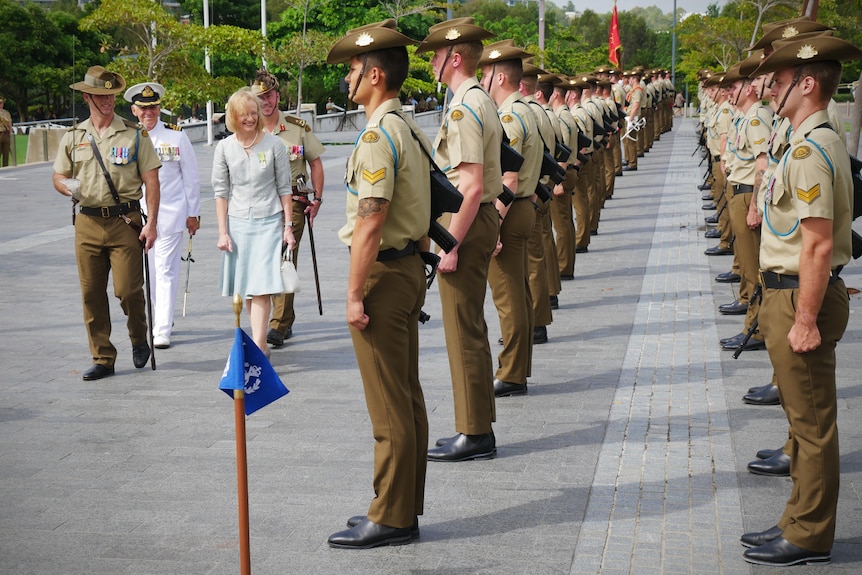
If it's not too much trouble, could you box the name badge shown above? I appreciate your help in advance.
[258,152,267,170]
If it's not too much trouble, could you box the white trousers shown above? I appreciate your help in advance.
[147,230,184,339]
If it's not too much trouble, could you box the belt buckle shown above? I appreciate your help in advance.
[100,207,111,218]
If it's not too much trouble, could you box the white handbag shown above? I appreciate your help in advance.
[281,251,301,294]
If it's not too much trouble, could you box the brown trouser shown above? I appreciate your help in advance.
[760,280,849,552]
[540,199,561,296]
[528,200,552,327]
[489,198,535,383]
[729,188,760,329]
[573,158,592,248]
[350,253,427,529]
[438,204,499,435]
[550,169,577,276]
[75,211,148,366]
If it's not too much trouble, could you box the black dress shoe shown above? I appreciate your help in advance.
[743,536,830,566]
[715,271,740,283]
[704,214,719,224]
[82,364,115,381]
[702,203,717,210]
[729,337,766,352]
[549,295,559,310]
[436,430,495,448]
[328,518,413,549]
[719,300,748,315]
[132,344,150,368]
[267,328,284,347]
[533,326,548,344]
[622,165,637,172]
[740,525,782,548]
[427,432,496,462]
[756,447,783,460]
[748,383,772,394]
[494,378,528,397]
[560,274,574,281]
[347,515,420,539]
[705,245,733,255]
[748,452,790,476]
[590,230,598,236]
[704,228,721,238]
[698,183,712,191]
[701,193,713,200]
[575,246,588,253]
[743,384,779,405]
[720,332,745,346]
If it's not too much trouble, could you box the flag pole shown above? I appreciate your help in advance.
[232,293,251,575]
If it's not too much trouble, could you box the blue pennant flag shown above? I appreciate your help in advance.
[219,327,289,415]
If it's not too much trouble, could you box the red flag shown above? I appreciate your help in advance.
[609,0,622,67]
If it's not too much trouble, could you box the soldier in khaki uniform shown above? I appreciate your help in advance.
[418,18,501,463]
[0,97,12,167]
[547,74,579,281]
[565,77,594,253]
[740,35,862,567]
[324,20,431,549]
[249,69,327,348]
[52,66,161,380]
[520,62,558,330]
[704,75,735,256]
[479,42,541,398]
[623,71,642,171]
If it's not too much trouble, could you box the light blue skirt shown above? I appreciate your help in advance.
[220,212,284,298]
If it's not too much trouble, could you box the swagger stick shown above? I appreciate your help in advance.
[182,235,194,317]
[142,242,156,370]
[305,211,323,315]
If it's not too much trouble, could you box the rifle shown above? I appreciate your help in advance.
[733,284,762,359]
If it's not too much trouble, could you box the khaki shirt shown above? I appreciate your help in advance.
[269,111,325,185]
[569,103,594,153]
[760,110,853,274]
[626,86,643,118]
[498,92,542,198]
[524,97,557,185]
[728,102,772,186]
[554,105,579,164]
[339,98,431,251]
[53,115,161,208]
[433,77,502,204]
[0,109,11,133]
[612,83,626,108]
[706,100,733,157]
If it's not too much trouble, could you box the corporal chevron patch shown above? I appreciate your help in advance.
[797,184,820,203]
[362,168,386,184]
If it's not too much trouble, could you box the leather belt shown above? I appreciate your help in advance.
[79,200,140,218]
[713,155,720,161]
[376,241,418,262]
[732,184,754,195]
[761,269,842,290]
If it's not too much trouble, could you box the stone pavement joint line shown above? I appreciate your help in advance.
[569,133,747,575]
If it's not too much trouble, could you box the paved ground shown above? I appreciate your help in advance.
[1,118,862,575]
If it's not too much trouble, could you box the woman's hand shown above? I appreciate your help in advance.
[283,225,296,251]
[217,232,233,252]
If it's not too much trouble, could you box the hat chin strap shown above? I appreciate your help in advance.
[775,67,803,117]
[436,46,454,85]
[349,54,370,103]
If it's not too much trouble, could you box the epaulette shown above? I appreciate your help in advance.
[284,115,311,132]
[163,122,182,131]
[123,118,140,130]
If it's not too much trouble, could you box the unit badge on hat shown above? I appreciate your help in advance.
[356,33,374,47]
[489,50,501,60]
[797,45,818,59]
[782,26,799,38]
[104,80,113,89]
[142,85,155,98]
[445,28,461,41]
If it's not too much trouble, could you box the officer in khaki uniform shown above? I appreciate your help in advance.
[52,66,161,381]
[740,34,862,567]
[324,20,431,549]
[249,69,327,347]
[479,41,541,397]
[418,18,502,463]
[0,97,12,167]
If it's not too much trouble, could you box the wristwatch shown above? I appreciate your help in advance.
[313,196,322,203]
[285,221,295,228]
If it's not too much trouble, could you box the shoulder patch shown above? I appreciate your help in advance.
[362,131,379,144]
[751,118,760,126]
[141,129,149,138]
[123,119,139,129]
[501,114,513,123]
[792,145,811,160]
[722,108,730,114]
[509,137,519,145]
[753,138,766,145]
[284,115,308,131]
[797,184,820,203]
[451,109,464,121]
[362,168,386,185]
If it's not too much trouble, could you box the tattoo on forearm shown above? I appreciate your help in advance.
[357,197,388,218]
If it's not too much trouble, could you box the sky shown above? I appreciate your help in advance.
[599,0,728,15]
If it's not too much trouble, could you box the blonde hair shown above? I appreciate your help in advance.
[225,87,264,133]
